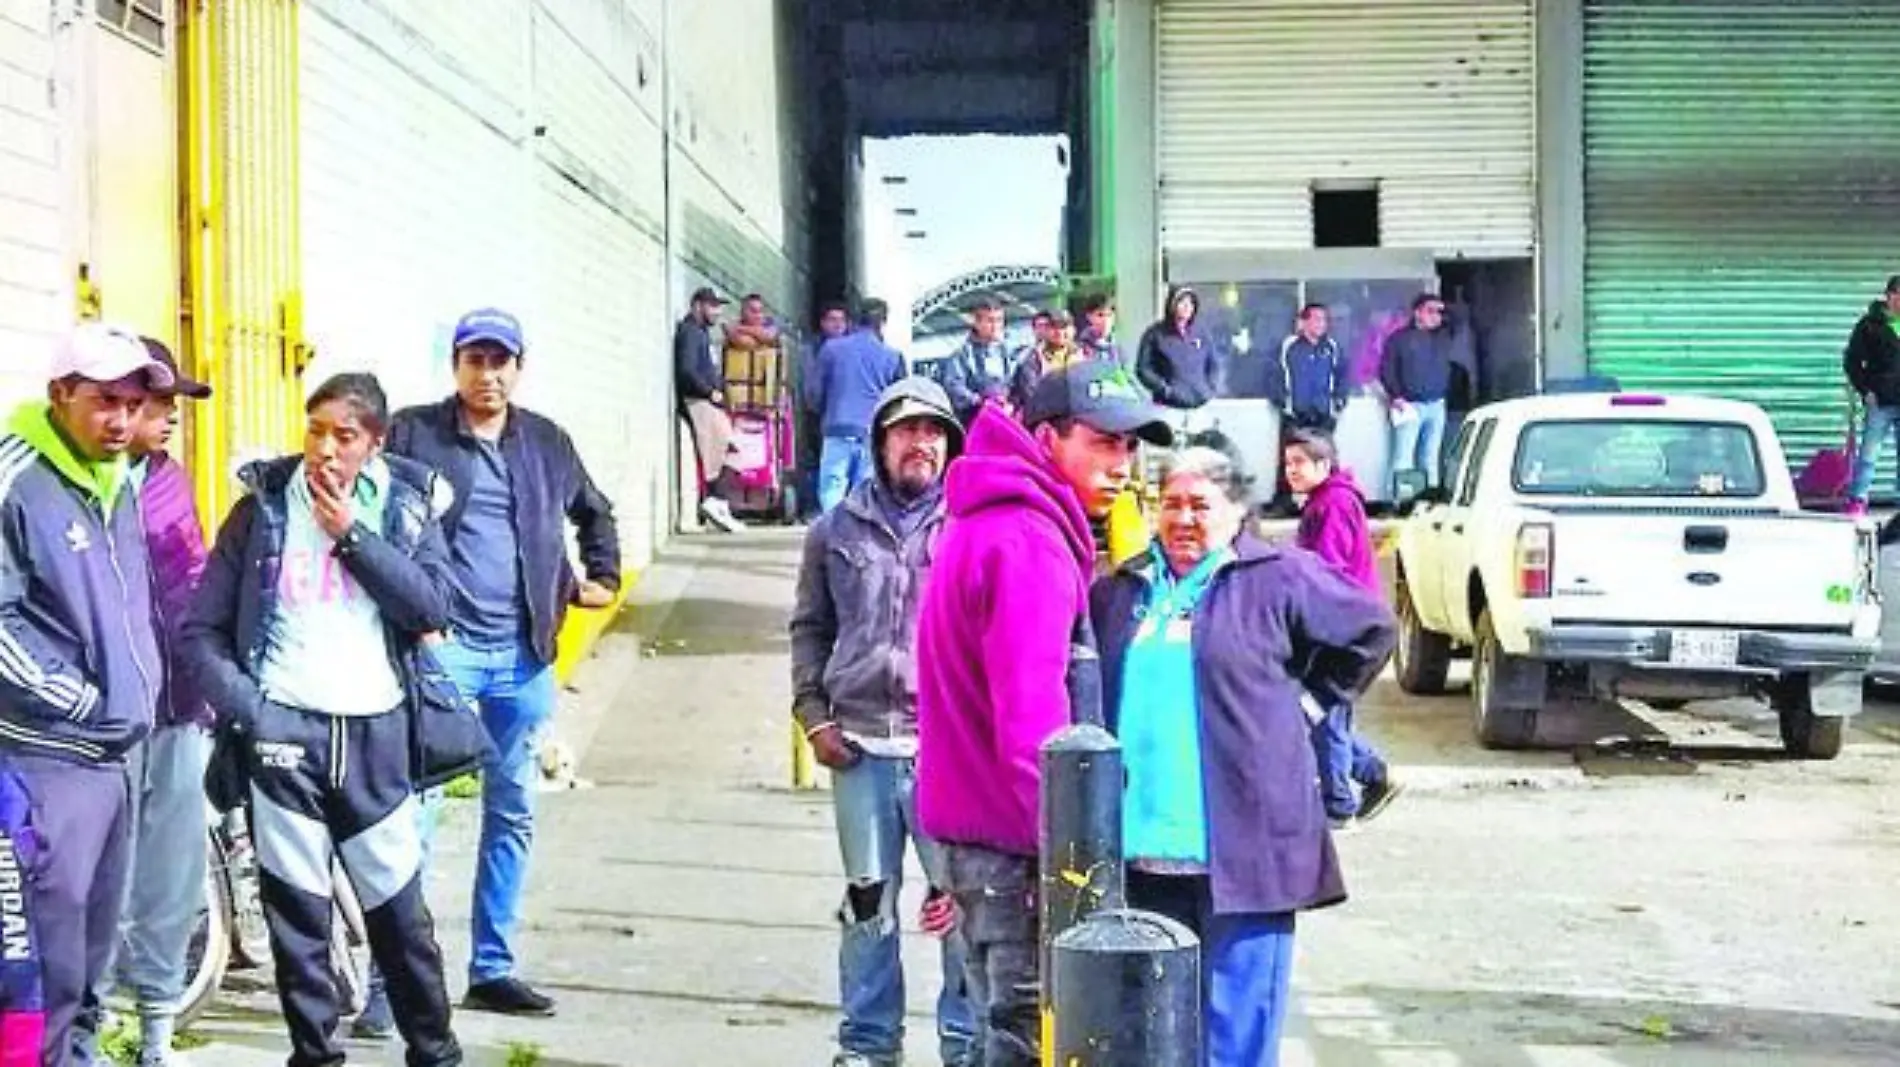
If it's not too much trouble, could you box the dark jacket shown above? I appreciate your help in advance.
[1844,301,1900,406]
[182,456,453,731]
[1272,333,1349,421]
[938,337,1016,424]
[674,314,722,401]
[0,405,162,765]
[386,398,619,667]
[811,328,906,439]
[1136,290,1220,409]
[1090,534,1397,915]
[139,453,213,729]
[1379,325,1453,403]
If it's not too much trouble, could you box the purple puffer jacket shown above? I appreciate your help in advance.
[140,453,212,728]
[1296,468,1382,600]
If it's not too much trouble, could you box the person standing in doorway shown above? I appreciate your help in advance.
[182,374,462,1067]
[1135,286,1220,410]
[1284,428,1404,830]
[938,299,1018,426]
[917,362,1174,1067]
[796,301,853,519]
[0,324,169,1066]
[791,378,977,1067]
[1843,275,1900,515]
[676,286,746,532]
[110,339,215,1067]
[810,298,906,513]
[373,308,620,1026]
[1380,293,1453,495]
[1273,304,1349,432]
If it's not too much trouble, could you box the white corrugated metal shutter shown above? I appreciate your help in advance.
[1157,0,1534,256]
[0,1,66,407]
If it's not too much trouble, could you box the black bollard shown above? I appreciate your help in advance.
[1039,722,1126,989]
[1052,909,1202,1065]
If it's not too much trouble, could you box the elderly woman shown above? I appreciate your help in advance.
[1090,442,1398,1066]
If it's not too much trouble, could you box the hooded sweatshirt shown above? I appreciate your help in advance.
[1136,287,1220,409]
[136,451,213,728]
[1295,468,1381,598]
[0,402,161,765]
[916,405,1097,856]
[790,378,962,750]
[1844,300,1900,407]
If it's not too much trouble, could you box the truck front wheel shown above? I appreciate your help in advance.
[1395,571,1452,695]
[1771,673,1852,760]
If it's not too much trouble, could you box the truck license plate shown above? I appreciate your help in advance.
[1669,629,1740,668]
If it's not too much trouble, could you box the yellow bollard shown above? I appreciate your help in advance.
[791,720,818,790]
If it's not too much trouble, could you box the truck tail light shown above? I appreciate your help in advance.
[1855,525,1878,604]
[1516,522,1554,599]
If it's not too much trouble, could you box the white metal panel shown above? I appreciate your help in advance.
[668,0,800,313]
[0,0,65,408]
[298,0,531,411]
[526,2,669,567]
[1157,0,1534,257]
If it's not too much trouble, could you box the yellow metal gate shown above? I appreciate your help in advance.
[178,0,309,523]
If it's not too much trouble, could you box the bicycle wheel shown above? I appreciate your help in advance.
[329,868,370,1016]
[176,844,233,1031]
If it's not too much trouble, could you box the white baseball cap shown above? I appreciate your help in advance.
[48,322,175,391]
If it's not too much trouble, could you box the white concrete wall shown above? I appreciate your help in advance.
[299,0,804,568]
[0,0,68,408]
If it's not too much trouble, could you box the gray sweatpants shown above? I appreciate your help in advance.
[8,753,132,1067]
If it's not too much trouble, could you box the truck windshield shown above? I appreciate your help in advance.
[1512,419,1766,498]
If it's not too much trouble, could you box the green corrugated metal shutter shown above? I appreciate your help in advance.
[1583,0,1900,469]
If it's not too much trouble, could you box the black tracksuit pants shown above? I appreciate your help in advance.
[245,700,460,1067]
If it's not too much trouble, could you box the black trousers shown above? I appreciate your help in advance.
[245,701,460,1067]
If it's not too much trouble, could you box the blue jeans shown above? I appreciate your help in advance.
[831,755,977,1064]
[819,436,874,513]
[1850,402,1900,502]
[1390,398,1448,494]
[441,637,558,984]
[1128,872,1298,1067]
[1310,702,1388,820]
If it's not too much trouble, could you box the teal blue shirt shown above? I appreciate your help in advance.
[1118,545,1231,865]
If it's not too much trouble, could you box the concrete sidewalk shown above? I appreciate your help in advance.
[183,529,1900,1066]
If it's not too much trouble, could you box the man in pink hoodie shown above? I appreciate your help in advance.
[1285,427,1404,829]
[917,362,1173,1066]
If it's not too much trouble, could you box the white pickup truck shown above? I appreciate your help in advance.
[1392,392,1879,759]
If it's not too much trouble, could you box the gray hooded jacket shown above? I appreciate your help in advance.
[789,377,963,747]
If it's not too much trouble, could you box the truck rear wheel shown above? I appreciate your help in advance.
[1395,571,1452,695]
[1472,610,1538,749]
[1772,674,1850,760]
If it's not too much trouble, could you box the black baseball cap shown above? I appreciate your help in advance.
[140,337,212,399]
[1023,362,1174,447]
[691,286,726,306]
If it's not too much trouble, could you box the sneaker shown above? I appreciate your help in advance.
[1357,778,1406,825]
[832,1053,901,1067]
[1328,815,1359,834]
[349,992,395,1041]
[700,498,747,533]
[462,976,557,1017]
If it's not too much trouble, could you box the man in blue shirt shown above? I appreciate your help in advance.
[364,308,620,1030]
[809,299,906,512]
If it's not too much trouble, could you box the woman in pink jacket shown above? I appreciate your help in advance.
[1284,427,1404,828]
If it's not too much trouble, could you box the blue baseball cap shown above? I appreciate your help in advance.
[1024,361,1174,447]
[452,308,524,356]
